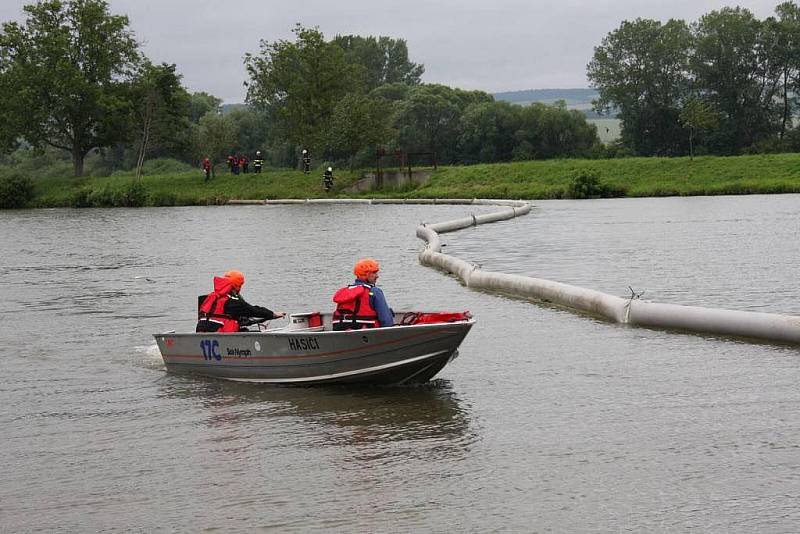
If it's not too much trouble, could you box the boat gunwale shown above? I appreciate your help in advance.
[153,318,475,339]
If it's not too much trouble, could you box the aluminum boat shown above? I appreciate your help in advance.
[154,311,474,385]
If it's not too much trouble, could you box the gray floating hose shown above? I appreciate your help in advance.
[416,199,800,346]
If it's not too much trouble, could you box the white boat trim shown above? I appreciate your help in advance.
[219,349,452,384]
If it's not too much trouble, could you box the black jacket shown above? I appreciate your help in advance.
[195,291,279,332]
[223,291,278,320]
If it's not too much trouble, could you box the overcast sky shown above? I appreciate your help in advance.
[0,0,783,103]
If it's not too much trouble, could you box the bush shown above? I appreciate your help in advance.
[115,180,148,207]
[0,174,35,208]
[565,169,626,199]
[88,187,116,207]
[70,187,94,208]
[600,141,634,159]
[83,181,147,207]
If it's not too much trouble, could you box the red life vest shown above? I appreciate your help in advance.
[197,277,240,333]
[332,284,379,330]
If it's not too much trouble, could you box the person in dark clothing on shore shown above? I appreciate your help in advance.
[196,270,285,332]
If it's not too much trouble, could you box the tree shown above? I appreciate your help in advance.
[333,35,424,91]
[188,92,222,123]
[244,25,361,155]
[226,106,272,156]
[511,102,599,161]
[395,85,462,163]
[129,62,190,179]
[328,94,393,169]
[0,0,141,176]
[771,2,800,139]
[194,111,236,174]
[458,101,520,163]
[587,18,693,155]
[680,98,720,158]
[393,84,493,163]
[369,82,413,102]
[692,7,781,152]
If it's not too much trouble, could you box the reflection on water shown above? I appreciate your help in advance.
[159,376,475,452]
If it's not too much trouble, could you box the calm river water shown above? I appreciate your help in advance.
[2,196,799,532]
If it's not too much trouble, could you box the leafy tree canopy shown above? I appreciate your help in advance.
[0,0,142,176]
[244,24,362,154]
[129,62,191,177]
[332,34,424,91]
[587,17,692,155]
[189,92,222,123]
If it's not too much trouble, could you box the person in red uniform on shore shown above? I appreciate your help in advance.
[196,270,285,332]
[332,258,394,331]
[201,156,212,182]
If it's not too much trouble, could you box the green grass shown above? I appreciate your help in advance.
[6,153,800,207]
[28,166,366,207]
[406,154,800,199]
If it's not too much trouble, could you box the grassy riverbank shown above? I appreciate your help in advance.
[30,166,354,207]
[6,153,800,207]
[413,153,800,199]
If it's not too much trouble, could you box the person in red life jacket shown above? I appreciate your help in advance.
[332,258,394,331]
[196,270,285,332]
[201,156,212,182]
[239,155,249,173]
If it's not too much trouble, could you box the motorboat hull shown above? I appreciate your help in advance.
[154,319,474,385]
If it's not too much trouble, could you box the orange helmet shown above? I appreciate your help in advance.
[224,270,245,290]
[353,258,380,280]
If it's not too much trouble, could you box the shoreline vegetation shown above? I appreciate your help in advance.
[3,3,799,212]
[3,152,800,208]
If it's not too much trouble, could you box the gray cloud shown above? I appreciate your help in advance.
[0,0,781,103]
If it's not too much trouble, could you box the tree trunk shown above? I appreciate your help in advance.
[780,70,789,140]
[73,145,85,177]
[135,121,150,181]
[136,100,155,181]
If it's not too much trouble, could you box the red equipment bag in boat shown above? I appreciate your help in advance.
[307,312,323,328]
[400,311,472,325]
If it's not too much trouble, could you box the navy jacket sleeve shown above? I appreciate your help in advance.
[370,286,394,327]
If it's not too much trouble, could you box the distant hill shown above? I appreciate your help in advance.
[494,88,617,119]
[221,103,248,114]
[222,89,616,118]
[493,88,597,106]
